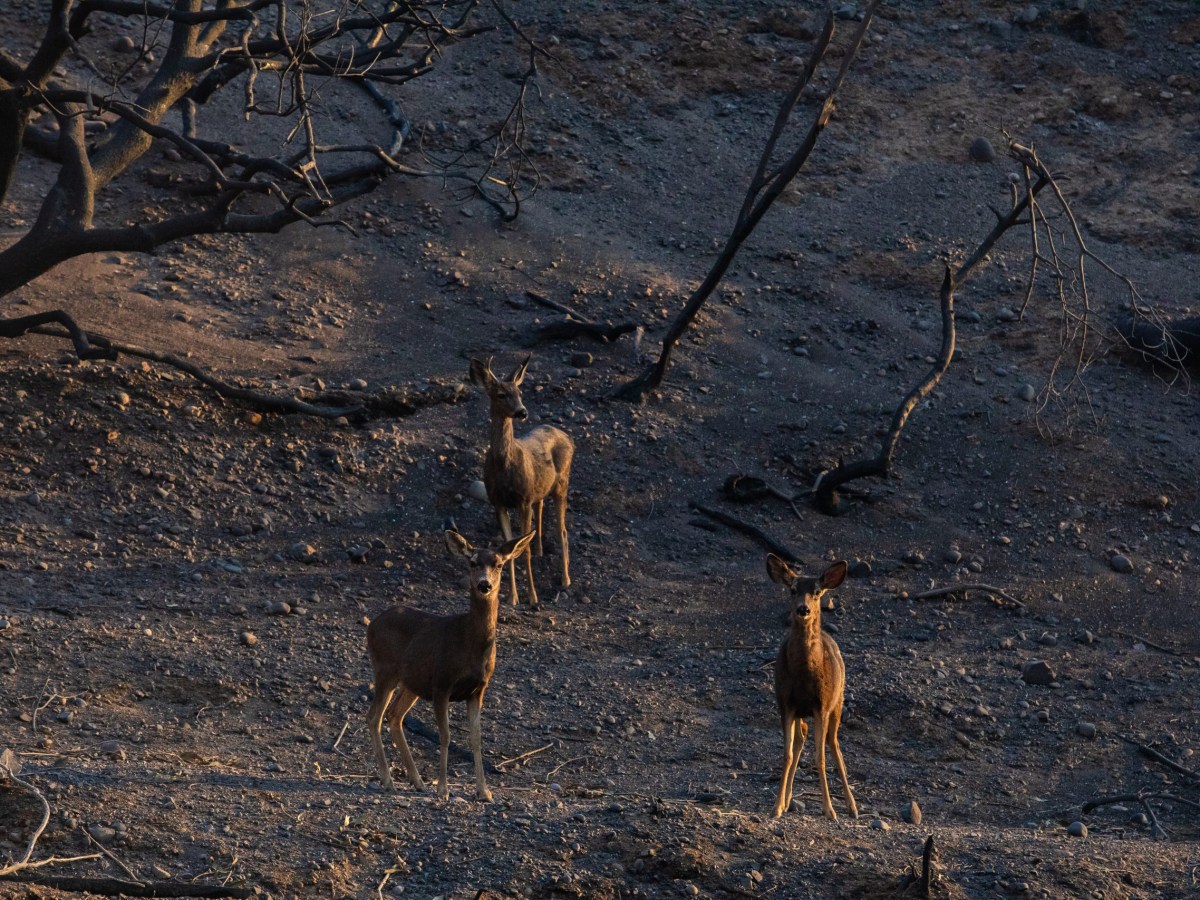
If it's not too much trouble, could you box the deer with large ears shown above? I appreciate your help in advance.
[469,354,574,607]
[366,529,536,801]
[767,555,859,821]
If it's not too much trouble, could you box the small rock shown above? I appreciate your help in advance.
[347,545,369,563]
[290,543,317,563]
[1077,722,1097,739]
[269,601,292,616]
[968,137,996,162]
[467,480,490,503]
[348,378,369,390]
[0,619,8,630]
[1016,5,1040,25]
[848,560,872,578]
[569,351,594,369]
[998,308,1017,322]
[112,35,136,52]
[1039,633,1058,647]
[99,740,126,760]
[902,800,922,825]
[943,549,962,565]
[870,818,890,831]
[1109,554,1133,574]
[240,631,258,647]
[1075,629,1096,645]
[1067,821,1087,837]
[834,4,858,21]
[88,824,118,844]
[1016,383,1036,402]
[1021,659,1056,685]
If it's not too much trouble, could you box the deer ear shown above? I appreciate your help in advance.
[468,357,495,388]
[445,530,474,559]
[510,353,531,385]
[766,554,795,586]
[497,530,536,562]
[820,560,848,590]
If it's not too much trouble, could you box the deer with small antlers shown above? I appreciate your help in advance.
[469,355,574,607]
[366,529,535,801]
[767,555,859,821]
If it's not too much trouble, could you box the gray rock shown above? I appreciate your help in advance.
[348,378,368,390]
[1021,659,1056,685]
[943,549,962,565]
[998,308,1017,322]
[870,818,890,831]
[269,601,292,616]
[290,542,317,562]
[99,740,125,760]
[112,35,136,53]
[834,4,858,20]
[1016,383,1036,402]
[240,631,258,647]
[902,800,922,825]
[569,351,594,369]
[88,824,118,844]
[1077,721,1097,739]
[1039,633,1058,647]
[347,545,369,563]
[848,560,872,578]
[1109,553,1133,574]
[1067,820,1087,837]
[969,137,996,162]
[1016,5,1040,25]
[467,480,490,503]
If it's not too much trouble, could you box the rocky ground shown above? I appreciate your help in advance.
[2,0,1200,897]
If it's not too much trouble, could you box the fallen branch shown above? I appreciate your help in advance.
[1080,791,1200,840]
[812,268,957,515]
[524,290,640,344]
[688,502,800,563]
[612,2,879,401]
[28,323,469,421]
[545,755,586,780]
[910,582,1024,609]
[0,748,99,879]
[0,873,261,898]
[722,474,803,520]
[1117,735,1200,785]
[1115,630,1181,657]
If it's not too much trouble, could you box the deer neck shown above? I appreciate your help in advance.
[487,410,519,464]
[787,614,824,672]
[467,587,500,643]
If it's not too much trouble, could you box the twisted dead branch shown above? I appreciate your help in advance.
[612,1,880,401]
[0,748,101,879]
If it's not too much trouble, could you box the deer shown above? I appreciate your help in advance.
[469,354,574,607]
[366,529,535,801]
[767,555,859,821]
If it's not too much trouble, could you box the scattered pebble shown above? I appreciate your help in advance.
[569,352,594,369]
[290,543,317,563]
[902,800,922,825]
[1077,722,1097,739]
[968,137,996,163]
[269,601,292,616]
[240,631,258,647]
[1021,659,1056,686]
[1067,821,1087,837]
[88,824,117,844]
[1016,383,1036,402]
[467,480,490,503]
[1109,554,1133,574]
[943,549,962,565]
[870,818,891,831]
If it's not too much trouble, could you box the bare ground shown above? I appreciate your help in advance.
[2,1,1200,898]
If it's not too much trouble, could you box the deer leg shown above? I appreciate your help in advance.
[367,683,396,789]
[535,500,545,557]
[467,691,492,802]
[386,688,425,792]
[813,712,836,821]
[773,711,797,818]
[785,719,807,804]
[556,479,571,587]
[520,503,538,606]
[434,695,451,801]
[496,506,519,606]
[828,707,858,819]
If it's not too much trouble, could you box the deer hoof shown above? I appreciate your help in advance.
[478,789,494,803]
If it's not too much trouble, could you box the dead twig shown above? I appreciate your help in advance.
[495,743,553,769]
[1081,791,1188,840]
[1116,735,1200,785]
[545,755,585,780]
[687,502,800,563]
[1115,630,1181,657]
[911,582,1024,609]
[0,873,259,897]
[0,749,101,878]
[330,719,351,757]
[84,829,141,884]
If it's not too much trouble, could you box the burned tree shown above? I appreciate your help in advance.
[0,0,534,383]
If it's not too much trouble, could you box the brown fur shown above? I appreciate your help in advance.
[366,529,534,801]
[470,355,574,606]
[767,556,859,821]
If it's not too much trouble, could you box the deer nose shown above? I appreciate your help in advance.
[514,407,528,420]
[478,579,492,593]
